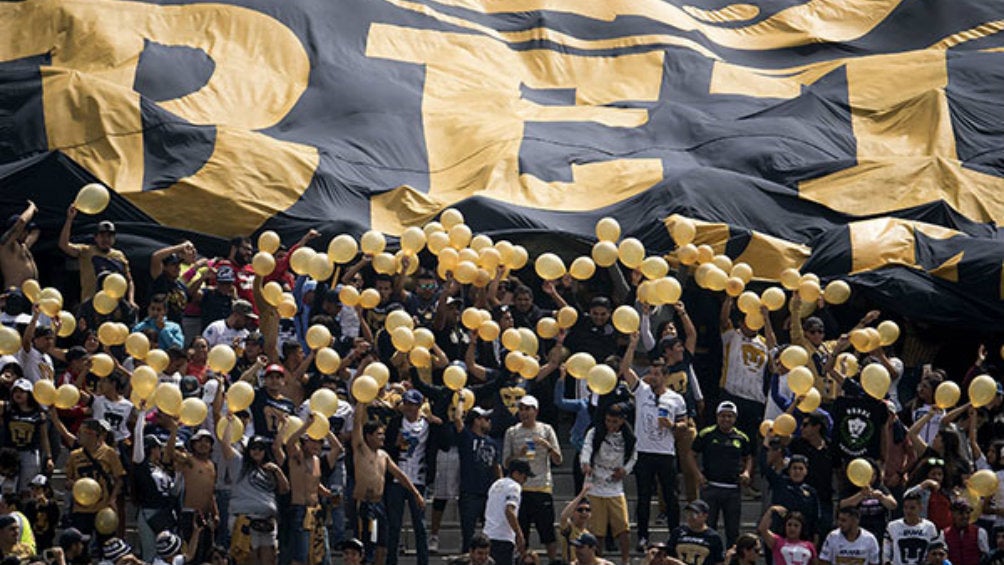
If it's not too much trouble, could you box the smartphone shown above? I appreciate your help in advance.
[43,548,55,560]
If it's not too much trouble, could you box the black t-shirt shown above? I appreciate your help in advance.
[788,437,837,502]
[23,498,60,549]
[459,427,500,495]
[249,389,295,441]
[838,482,892,539]
[669,525,725,565]
[692,425,753,485]
[200,290,234,328]
[150,274,188,323]
[565,319,619,361]
[666,350,700,417]
[832,394,888,464]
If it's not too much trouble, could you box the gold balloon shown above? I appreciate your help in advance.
[779,268,801,291]
[39,286,63,304]
[612,306,640,334]
[306,412,331,440]
[352,375,380,403]
[365,362,391,387]
[518,328,539,356]
[730,263,754,284]
[760,287,786,311]
[934,381,961,409]
[95,507,118,535]
[508,245,529,270]
[461,308,483,331]
[861,363,891,400]
[93,291,118,315]
[413,328,435,349]
[308,252,334,281]
[452,388,475,409]
[328,234,359,264]
[711,254,733,274]
[281,416,304,444]
[262,281,284,307]
[848,329,870,352]
[823,280,852,305]
[780,346,809,370]
[478,248,503,271]
[836,352,859,377]
[863,327,883,352]
[565,352,596,379]
[360,230,387,255]
[306,325,332,350]
[131,366,158,399]
[737,291,760,314]
[591,241,619,268]
[478,321,501,342]
[968,469,999,497]
[207,344,237,373]
[595,217,621,242]
[536,317,559,339]
[759,419,774,437]
[400,226,427,254]
[797,387,822,412]
[640,257,669,280]
[72,477,103,507]
[37,297,60,318]
[97,322,121,346]
[227,382,255,412]
[676,243,699,265]
[504,351,525,373]
[534,253,566,281]
[494,240,515,264]
[258,230,281,254]
[358,288,381,309]
[75,183,110,214]
[519,357,540,379]
[372,252,396,275]
[847,458,874,487]
[154,383,183,416]
[310,389,340,418]
[125,332,150,360]
[339,286,360,307]
[391,327,415,352]
[772,413,797,437]
[179,398,209,426]
[443,365,468,391]
[458,247,479,265]
[316,347,342,374]
[252,252,276,276]
[501,329,522,351]
[217,417,245,444]
[102,273,128,300]
[617,238,645,269]
[448,224,473,249]
[0,327,20,355]
[798,279,821,302]
[696,244,715,264]
[385,310,414,333]
[452,260,476,284]
[800,273,820,285]
[670,217,696,246]
[877,321,900,346]
[724,277,745,297]
[705,267,728,291]
[556,306,578,329]
[468,234,492,253]
[21,279,41,303]
[651,277,680,305]
[587,364,617,395]
[32,379,57,406]
[969,375,997,408]
[55,384,81,409]
[57,311,77,337]
[744,310,765,331]
[427,231,451,256]
[146,348,170,373]
[289,247,316,275]
[569,257,596,281]
[440,208,465,230]
[787,366,814,396]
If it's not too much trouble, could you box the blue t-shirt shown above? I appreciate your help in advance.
[459,427,500,495]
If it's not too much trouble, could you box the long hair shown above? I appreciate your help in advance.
[239,442,274,482]
[589,416,636,467]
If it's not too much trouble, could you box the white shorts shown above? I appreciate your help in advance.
[433,447,460,500]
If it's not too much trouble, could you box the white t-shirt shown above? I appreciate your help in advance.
[91,395,135,441]
[396,416,430,486]
[720,330,768,403]
[202,320,249,348]
[820,528,881,565]
[579,428,636,497]
[484,476,521,543]
[882,518,939,565]
[764,372,794,421]
[15,346,52,383]
[633,381,686,455]
[911,404,942,446]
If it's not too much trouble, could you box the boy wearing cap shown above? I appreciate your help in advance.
[668,500,725,565]
[61,204,134,305]
[485,460,533,565]
[455,398,502,553]
[64,418,127,536]
[385,388,431,565]
[571,532,616,565]
[17,305,56,384]
[202,298,255,348]
[503,394,562,562]
[692,401,752,547]
[164,418,219,561]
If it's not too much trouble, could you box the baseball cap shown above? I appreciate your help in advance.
[446,296,464,308]
[102,537,133,560]
[161,253,181,265]
[190,429,215,444]
[144,434,164,450]
[716,400,738,415]
[59,527,90,547]
[29,474,48,487]
[928,540,947,552]
[950,498,973,512]
[216,265,236,283]
[685,499,710,514]
[402,389,424,404]
[339,538,365,553]
[66,346,89,362]
[517,395,538,409]
[96,220,116,234]
[265,363,286,376]
[232,299,258,320]
[83,418,112,434]
[570,532,599,547]
[471,406,493,418]
[12,378,32,392]
[180,375,201,398]
[33,325,54,338]
[508,459,535,477]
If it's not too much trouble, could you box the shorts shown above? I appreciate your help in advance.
[357,500,388,549]
[229,514,277,549]
[517,491,556,545]
[433,447,460,499]
[588,494,630,537]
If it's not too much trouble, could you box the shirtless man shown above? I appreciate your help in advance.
[165,421,219,561]
[353,400,425,565]
[283,413,342,565]
[0,201,39,288]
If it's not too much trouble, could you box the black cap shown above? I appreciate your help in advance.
[685,499,710,514]
[33,325,54,338]
[96,220,116,234]
[83,418,112,434]
[66,346,89,362]
[144,434,164,450]
[508,460,535,477]
[179,375,201,398]
[570,532,598,547]
[162,253,182,265]
[59,527,90,547]
[339,538,365,552]
[166,345,188,360]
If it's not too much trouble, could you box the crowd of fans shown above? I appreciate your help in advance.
[0,199,1002,565]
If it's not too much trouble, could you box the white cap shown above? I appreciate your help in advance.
[517,395,539,409]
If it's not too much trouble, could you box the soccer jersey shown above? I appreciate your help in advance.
[669,525,725,565]
[882,518,938,565]
[820,528,881,565]
[720,330,768,403]
[770,534,817,565]
[484,477,521,543]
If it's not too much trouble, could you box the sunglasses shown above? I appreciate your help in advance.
[419,283,437,290]
[926,458,945,466]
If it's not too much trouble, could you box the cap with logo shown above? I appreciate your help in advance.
[96,220,116,234]
[716,400,738,415]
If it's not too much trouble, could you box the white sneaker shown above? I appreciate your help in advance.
[429,534,440,554]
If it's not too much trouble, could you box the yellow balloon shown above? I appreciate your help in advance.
[711,254,733,274]
[36,298,59,318]
[461,308,483,331]
[847,458,874,487]
[968,469,1000,497]
[452,388,476,409]
[308,252,334,281]
[877,321,900,346]
[478,247,503,272]
[252,252,276,276]
[677,243,699,266]
[587,364,617,395]
[154,383,183,416]
[737,291,760,315]
[448,224,473,249]
[39,287,63,304]
[145,349,170,373]
[744,310,766,331]
[671,218,696,246]
[787,367,814,396]
[306,325,332,350]
[384,310,413,333]
[207,345,237,373]
[798,279,821,302]
[836,352,859,377]
[289,247,316,275]
[217,417,245,444]
[935,381,961,409]
[339,285,360,307]
[102,273,128,300]
[641,257,669,280]
[569,257,596,281]
[427,231,451,256]
[316,347,342,374]
[281,416,304,444]
[258,230,281,254]
[556,306,579,329]
[128,366,156,401]
[352,375,380,403]
[518,328,539,356]
[401,226,427,254]
[969,374,997,408]
[519,357,541,379]
[612,306,640,334]
[725,277,745,297]
[32,379,57,406]
[365,362,391,387]
[360,230,387,255]
[97,322,121,346]
[444,365,468,391]
[494,240,515,264]
[696,244,715,264]
[730,263,754,284]
[358,288,381,309]
[72,477,103,507]
[800,273,821,285]
[565,352,596,379]
[779,268,801,291]
[55,384,81,409]
[440,208,465,230]
[797,387,822,412]
[823,280,852,305]
[479,321,501,342]
[93,291,118,315]
[772,413,797,437]
[864,327,882,352]
[452,260,476,284]
[595,217,621,242]
[21,279,41,303]
[591,241,619,268]
[536,317,559,339]
[307,412,331,440]
[328,234,359,264]
[861,363,891,400]
[652,277,681,305]
[262,281,284,307]
[504,351,525,373]
[179,398,209,426]
[0,327,20,355]
[705,267,728,292]
[124,333,150,360]
[760,287,786,311]
[500,329,521,351]
[617,238,645,269]
[227,382,255,412]
[95,507,118,535]
[470,234,493,252]
[780,346,808,370]
[75,183,110,214]
[759,419,774,437]
[372,252,396,275]
[848,329,870,352]
[55,311,76,337]
[535,253,566,281]
[413,328,435,350]
[508,245,529,270]
[390,326,415,352]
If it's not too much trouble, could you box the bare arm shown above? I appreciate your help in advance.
[619,331,640,389]
[761,305,777,350]
[340,256,371,285]
[758,506,785,549]
[58,204,82,258]
[325,430,344,467]
[22,304,40,353]
[674,301,697,354]
[385,455,426,509]
[0,200,36,245]
[150,242,192,280]
[906,408,937,457]
[559,482,591,525]
[720,296,734,332]
[542,280,568,309]
[219,415,238,461]
[464,331,487,381]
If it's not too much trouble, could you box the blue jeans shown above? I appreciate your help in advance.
[459,492,487,552]
[385,482,427,565]
[326,461,347,548]
[215,490,231,548]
